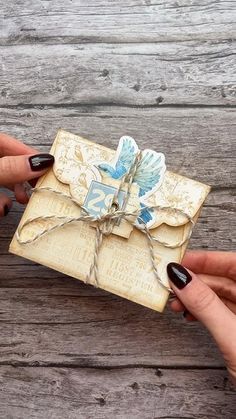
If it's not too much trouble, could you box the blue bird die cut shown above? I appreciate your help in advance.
[96,136,166,227]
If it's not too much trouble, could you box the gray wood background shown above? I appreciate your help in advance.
[0,1,236,418]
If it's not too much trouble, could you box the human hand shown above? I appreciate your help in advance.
[0,133,54,216]
[167,251,236,385]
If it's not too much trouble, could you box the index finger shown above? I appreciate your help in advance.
[182,251,236,281]
[0,133,36,157]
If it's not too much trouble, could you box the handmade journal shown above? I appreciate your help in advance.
[9,130,210,312]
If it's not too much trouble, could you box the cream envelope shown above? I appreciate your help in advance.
[9,130,210,312]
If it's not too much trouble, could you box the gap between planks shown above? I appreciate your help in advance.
[0,363,228,371]
[1,103,236,109]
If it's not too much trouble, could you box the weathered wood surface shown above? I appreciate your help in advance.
[1,42,236,106]
[0,107,235,186]
[0,242,225,367]
[0,367,235,419]
[1,0,236,417]
[1,0,236,44]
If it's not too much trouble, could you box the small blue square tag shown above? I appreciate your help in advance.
[83,180,126,217]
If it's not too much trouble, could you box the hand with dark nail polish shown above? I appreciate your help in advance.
[0,133,54,216]
[167,253,236,386]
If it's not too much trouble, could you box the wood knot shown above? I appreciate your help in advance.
[156,96,164,104]
[130,382,139,390]
[155,369,163,377]
[100,69,109,77]
[95,396,106,406]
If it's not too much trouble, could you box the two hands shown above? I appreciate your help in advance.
[0,133,235,385]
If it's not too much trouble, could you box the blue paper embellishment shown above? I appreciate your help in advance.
[83,180,127,218]
[96,136,166,227]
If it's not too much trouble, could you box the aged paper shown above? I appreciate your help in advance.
[9,130,211,312]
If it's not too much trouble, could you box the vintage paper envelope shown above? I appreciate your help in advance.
[9,130,210,313]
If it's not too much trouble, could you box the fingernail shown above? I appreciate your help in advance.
[167,262,192,289]
[29,154,54,172]
[183,310,189,318]
[4,204,10,216]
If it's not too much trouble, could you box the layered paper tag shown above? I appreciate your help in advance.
[9,130,211,312]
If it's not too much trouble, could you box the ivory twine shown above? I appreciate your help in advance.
[16,153,195,294]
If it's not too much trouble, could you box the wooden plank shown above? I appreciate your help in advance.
[0,261,224,368]
[1,0,236,44]
[0,43,236,106]
[0,106,235,187]
[0,321,223,367]
[0,366,235,419]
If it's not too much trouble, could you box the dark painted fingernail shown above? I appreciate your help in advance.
[29,154,54,172]
[183,310,189,318]
[4,204,10,216]
[167,263,192,289]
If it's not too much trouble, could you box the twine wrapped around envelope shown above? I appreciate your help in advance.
[16,152,195,294]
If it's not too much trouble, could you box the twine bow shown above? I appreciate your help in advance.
[16,152,195,294]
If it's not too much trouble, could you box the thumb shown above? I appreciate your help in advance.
[0,153,54,186]
[167,263,236,359]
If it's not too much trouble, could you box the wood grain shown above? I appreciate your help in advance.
[0,366,235,419]
[0,252,225,368]
[0,307,223,367]
[1,43,236,106]
[1,0,235,44]
[0,106,235,187]
[0,0,235,416]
